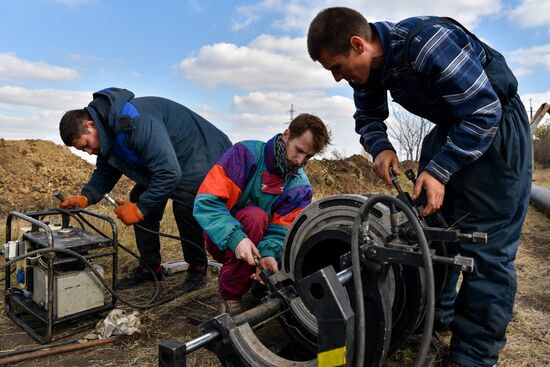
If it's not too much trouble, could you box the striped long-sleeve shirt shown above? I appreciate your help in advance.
[353,17,502,184]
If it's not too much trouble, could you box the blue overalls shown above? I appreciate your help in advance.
[401,18,532,366]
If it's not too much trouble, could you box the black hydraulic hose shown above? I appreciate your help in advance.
[70,211,211,308]
[1,247,162,310]
[59,208,210,308]
[56,209,162,305]
[0,267,15,283]
[351,194,434,367]
[3,207,210,309]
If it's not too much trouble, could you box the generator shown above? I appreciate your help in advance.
[3,208,118,343]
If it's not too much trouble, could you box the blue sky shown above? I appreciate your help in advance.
[1,0,549,163]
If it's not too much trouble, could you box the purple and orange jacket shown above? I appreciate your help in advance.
[193,135,312,262]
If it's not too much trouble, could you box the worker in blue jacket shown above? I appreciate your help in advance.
[308,7,531,367]
[58,87,232,291]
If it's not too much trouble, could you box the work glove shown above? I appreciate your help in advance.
[114,199,144,225]
[59,195,88,209]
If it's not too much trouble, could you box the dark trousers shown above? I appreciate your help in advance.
[420,95,532,366]
[130,185,206,269]
[204,206,268,301]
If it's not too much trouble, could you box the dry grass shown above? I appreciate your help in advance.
[533,166,550,188]
[496,207,550,366]
[1,170,549,366]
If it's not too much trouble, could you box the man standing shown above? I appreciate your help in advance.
[193,113,330,315]
[59,87,232,291]
[307,7,531,367]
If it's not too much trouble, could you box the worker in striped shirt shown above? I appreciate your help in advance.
[308,7,531,367]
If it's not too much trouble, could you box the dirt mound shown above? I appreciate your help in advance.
[0,139,131,214]
[0,141,419,213]
[305,154,382,197]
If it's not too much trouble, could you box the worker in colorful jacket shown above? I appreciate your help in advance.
[193,113,331,315]
[307,7,531,367]
[58,87,231,292]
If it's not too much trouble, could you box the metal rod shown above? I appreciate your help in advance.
[337,267,353,285]
[185,331,221,353]
[0,336,119,365]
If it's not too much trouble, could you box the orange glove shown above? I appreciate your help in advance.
[114,199,144,225]
[59,195,88,209]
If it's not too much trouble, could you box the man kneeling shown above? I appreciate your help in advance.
[193,114,330,315]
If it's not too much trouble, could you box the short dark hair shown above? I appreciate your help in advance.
[59,109,91,146]
[288,113,331,153]
[307,7,372,61]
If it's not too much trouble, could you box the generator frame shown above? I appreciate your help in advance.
[4,208,119,344]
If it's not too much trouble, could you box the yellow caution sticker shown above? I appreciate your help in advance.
[317,346,347,367]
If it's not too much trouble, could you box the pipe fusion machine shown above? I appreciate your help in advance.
[159,170,486,367]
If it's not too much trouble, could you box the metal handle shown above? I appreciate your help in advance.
[52,190,65,202]
[103,194,118,207]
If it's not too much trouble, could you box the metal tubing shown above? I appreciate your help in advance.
[337,267,353,285]
[531,184,550,217]
[185,331,221,353]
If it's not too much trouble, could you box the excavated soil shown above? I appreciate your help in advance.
[0,139,131,214]
[0,140,548,367]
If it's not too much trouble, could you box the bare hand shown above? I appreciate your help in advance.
[235,238,260,266]
[413,171,445,217]
[251,256,279,284]
[373,150,400,187]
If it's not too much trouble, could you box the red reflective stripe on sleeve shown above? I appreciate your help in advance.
[271,207,303,227]
[198,164,242,210]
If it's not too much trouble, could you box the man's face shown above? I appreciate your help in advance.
[318,37,372,85]
[71,120,100,155]
[282,129,317,168]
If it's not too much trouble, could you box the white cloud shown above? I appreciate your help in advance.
[508,44,550,72]
[232,0,502,33]
[519,91,550,121]
[0,111,64,142]
[178,36,334,90]
[0,86,92,158]
[232,0,282,31]
[194,1,506,92]
[0,86,91,110]
[0,53,79,82]
[512,67,533,77]
[508,0,550,29]
[228,90,362,156]
[70,53,102,63]
[48,0,95,6]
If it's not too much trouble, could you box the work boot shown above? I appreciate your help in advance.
[182,266,206,292]
[220,299,246,316]
[117,264,165,289]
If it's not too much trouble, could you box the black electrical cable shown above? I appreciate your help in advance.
[71,205,209,275]
[1,208,200,309]
[0,267,15,283]
[59,208,210,307]
[351,194,434,367]
[63,210,208,308]
[70,210,210,306]
[1,247,161,309]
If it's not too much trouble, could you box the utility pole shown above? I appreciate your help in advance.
[530,99,533,121]
[288,104,296,122]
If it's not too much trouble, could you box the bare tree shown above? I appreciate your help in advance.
[388,109,431,161]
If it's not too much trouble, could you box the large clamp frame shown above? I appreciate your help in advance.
[159,170,485,367]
